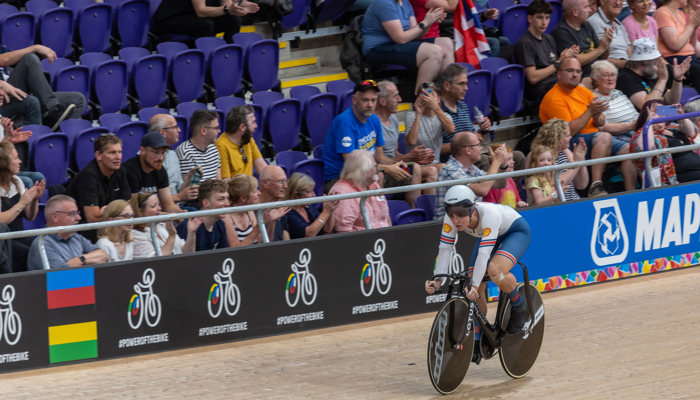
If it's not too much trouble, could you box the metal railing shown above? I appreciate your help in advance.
[2,143,699,270]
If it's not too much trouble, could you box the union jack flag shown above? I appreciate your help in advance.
[454,0,491,68]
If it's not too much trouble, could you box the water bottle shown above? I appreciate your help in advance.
[473,107,494,144]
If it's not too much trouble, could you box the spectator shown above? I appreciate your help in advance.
[130,192,196,258]
[123,132,183,214]
[329,150,391,232]
[176,179,230,251]
[283,172,337,239]
[435,131,508,218]
[175,110,222,186]
[0,141,44,272]
[361,0,452,94]
[482,144,528,209]
[591,60,639,142]
[224,174,262,247]
[96,199,134,262]
[0,223,11,274]
[151,0,259,43]
[528,118,589,201]
[148,113,200,204]
[0,44,85,130]
[654,0,700,93]
[1,117,46,190]
[683,98,700,137]
[552,0,613,81]
[616,38,689,110]
[525,144,560,205]
[630,99,700,183]
[27,195,108,270]
[258,165,290,241]
[515,0,580,106]
[539,56,636,195]
[66,133,132,241]
[216,105,267,178]
[587,0,632,69]
[621,0,658,42]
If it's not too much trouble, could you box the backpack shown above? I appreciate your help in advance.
[255,0,295,38]
[340,15,371,84]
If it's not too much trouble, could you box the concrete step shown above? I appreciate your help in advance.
[280,67,349,96]
[278,56,321,79]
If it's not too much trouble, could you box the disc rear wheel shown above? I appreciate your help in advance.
[498,283,545,378]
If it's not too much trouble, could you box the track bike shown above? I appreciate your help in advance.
[426,262,545,394]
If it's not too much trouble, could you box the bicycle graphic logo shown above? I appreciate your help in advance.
[127,268,162,330]
[0,285,21,346]
[360,238,393,297]
[208,258,241,318]
[449,248,465,274]
[285,248,317,307]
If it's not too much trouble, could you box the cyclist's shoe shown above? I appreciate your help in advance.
[507,302,530,334]
[471,340,482,364]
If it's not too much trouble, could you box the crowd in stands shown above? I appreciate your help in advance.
[4,0,700,274]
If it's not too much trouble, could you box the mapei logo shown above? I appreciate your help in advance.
[285,249,317,307]
[127,268,162,330]
[208,258,241,318]
[0,285,21,346]
[590,199,629,266]
[360,238,392,297]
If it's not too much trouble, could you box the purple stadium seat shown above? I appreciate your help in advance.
[499,4,529,44]
[210,44,244,97]
[266,98,302,153]
[37,8,74,58]
[292,159,324,196]
[303,93,336,147]
[1,12,35,51]
[494,64,525,116]
[74,126,110,170]
[171,49,205,102]
[116,0,150,47]
[290,85,321,105]
[394,209,427,225]
[132,54,168,108]
[114,120,148,160]
[464,70,492,117]
[275,150,307,174]
[32,132,69,186]
[99,112,132,131]
[414,194,435,221]
[388,200,411,224]
[215,96,246,116]
[248,40,279,92]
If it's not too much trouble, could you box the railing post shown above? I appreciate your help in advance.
[256,210,270,243]
[38,234,49,270]
[150,222,162,257]
[554,169,566,202]
[360,197,372,230]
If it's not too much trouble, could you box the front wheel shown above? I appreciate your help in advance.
[498,282,545,379]
[427,297,474,395]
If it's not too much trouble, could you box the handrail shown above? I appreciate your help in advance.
[2,143,699,270]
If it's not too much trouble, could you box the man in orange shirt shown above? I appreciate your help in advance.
[539,56,636,196]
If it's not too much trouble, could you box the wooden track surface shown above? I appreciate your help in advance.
[2,267,698,399]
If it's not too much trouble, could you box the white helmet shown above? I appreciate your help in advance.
[444,185,476,207]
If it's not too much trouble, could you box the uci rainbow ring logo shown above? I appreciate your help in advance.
[128,294,140,316]
[208,284,220,307]
[284,249,317,307]
[286,273,297,296]
[361,263,372,284]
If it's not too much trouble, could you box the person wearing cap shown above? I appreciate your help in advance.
[587,0,632,70]
[122,132,183,214]
[321,79,414,195]
[616,37,691,110]
[66,133,132,242]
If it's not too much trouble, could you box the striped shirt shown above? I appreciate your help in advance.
[557,150,581,201]
[175,140,221,182]
[595,89,638,124]
[440,99,475,144]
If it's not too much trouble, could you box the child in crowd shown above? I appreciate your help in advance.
[482,144,528,209]
[525,144,559,205]
[176,179,230,251]
[97,199,134,262]
[225,174,262,247]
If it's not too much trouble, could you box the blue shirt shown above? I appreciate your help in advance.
[361,0,415,55]
[177,218,229,251]
[27,233,100,270]
[441,100,475,144]
[321,108,384,182]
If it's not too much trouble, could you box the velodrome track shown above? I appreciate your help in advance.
[1,266,698,399]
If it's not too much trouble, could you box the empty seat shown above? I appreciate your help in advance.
[115,0,150,47]
[131,54,168,108]
[32,132,70,186]
[499,4,528,44]
[275,150,307,174]
[414,194,435,221]
[303,93,336,147]
[170,49,205,103]
[99,112,132,131]
[209,44,243,97]
[1,12,35,51]
[464,69,492,117]
[215,96,246,116]
[36,8,74,58]
[291,159,324,196]
[247,40,279,92]
[493,64,525,116]
[114,120,148,160]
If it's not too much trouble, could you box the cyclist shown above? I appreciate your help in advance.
[425,185,532,360]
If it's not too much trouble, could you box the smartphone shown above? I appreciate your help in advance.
[191,168,201,185]
[421,82,435,95]
[400,163,413,174]
[656,105,678,117]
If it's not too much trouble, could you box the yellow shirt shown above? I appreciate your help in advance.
[215,133,263,178]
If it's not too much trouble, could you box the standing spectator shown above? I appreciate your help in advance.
[225,174,262,247]
[482,144,528,209]
[329,150,391,232]
[96,199,134,262]
[587,0,632,69]
[176,179,230,251]
[216,105,267,178]
[27,195,108,270]
[0,141,44,272]
[258,165,290,241]
[148,113,200,204]
[525,144,560,205]
[621,0,658,42]
[122,132,183,214]
[130,192,196,258]
[176,110,222,185]
[654,0,700,93]
[283,172,337,239]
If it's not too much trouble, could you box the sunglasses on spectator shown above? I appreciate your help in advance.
[239,146,248,164]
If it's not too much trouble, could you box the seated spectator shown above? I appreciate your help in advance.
[65,133,132,241]
[216,105,267,178]
[1,116,46,190]
[654,0,700,93]
[591,60,639,142]
[96,199,134,262]
[587,0,632,69]
[435,131,507,218]
[283,172,337,239]
[27,195,108,270]
[539,56,636,195]
[525,144,560,205]
[482,144,528,209]
[616,38,689,110]
[225,174,262,247]
[130,192,196,258]
[176,179,230,251]
[528,118,589,201]
[123,132,183,214]
[176,110,222,185]
[361,0,452,94]
[515,0,580,106]
[329,150,391,232]
[551,0,613,81]
[683,98,700,138]
[621,0,658,42]
[148,113,200,204]
[151,0,259,43]
[630,99,700,183]
[0,141,44,272]
[259,165,290,241]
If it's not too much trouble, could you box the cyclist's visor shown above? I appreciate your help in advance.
[445,202,472,218]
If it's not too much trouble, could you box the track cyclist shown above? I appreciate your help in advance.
[425,185,532,363]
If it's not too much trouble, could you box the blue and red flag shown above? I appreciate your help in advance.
[454,0,491,68]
